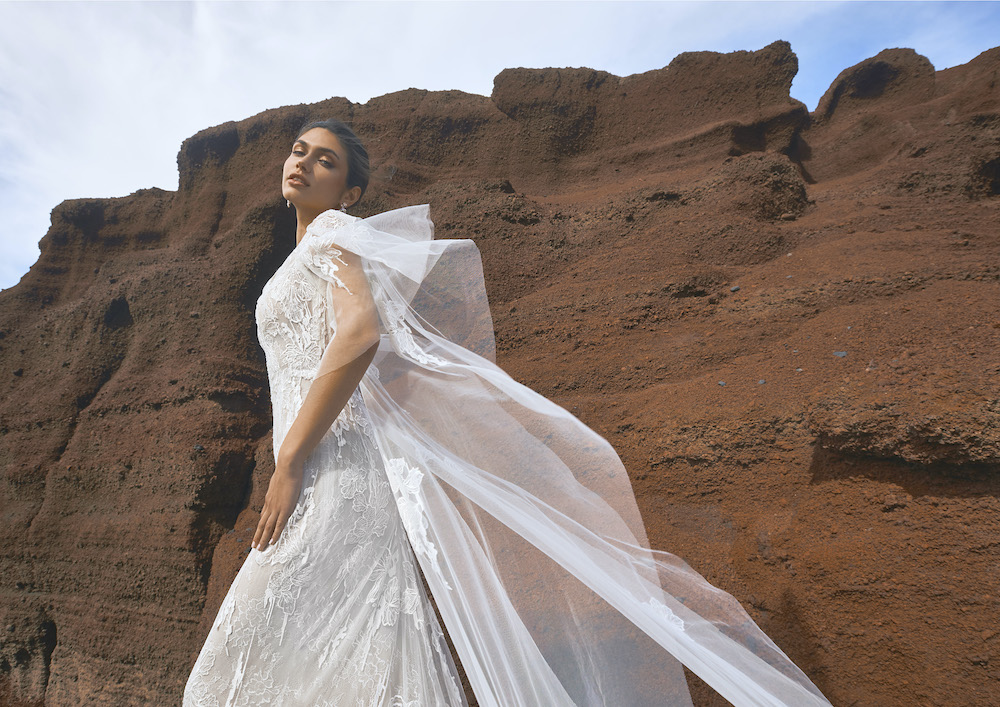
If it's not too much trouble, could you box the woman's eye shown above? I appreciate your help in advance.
[319,159,333,168]
[291,149,304,156]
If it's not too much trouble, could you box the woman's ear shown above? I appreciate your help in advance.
[343,185,362,208]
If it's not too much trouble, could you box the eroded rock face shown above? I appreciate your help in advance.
[806,363,1000,467]
[814,48,937,124]
[2,40,999,706]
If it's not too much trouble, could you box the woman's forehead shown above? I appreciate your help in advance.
[296,127,341,147]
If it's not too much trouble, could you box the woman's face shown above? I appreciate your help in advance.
[282,127,359,213]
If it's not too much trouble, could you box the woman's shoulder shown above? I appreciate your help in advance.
[308,208,358,234]
[302,209,361,250]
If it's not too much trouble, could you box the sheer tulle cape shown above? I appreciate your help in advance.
[302,205,833,706]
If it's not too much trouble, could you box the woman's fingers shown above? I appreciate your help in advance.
[255,511,290,550]
[252,507,274,550]
[252,472,302,550]
[270,513,289,545]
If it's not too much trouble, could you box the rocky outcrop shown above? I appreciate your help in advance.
[2,39,999,706]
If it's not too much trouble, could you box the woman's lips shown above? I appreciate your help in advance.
[287,176,308,187]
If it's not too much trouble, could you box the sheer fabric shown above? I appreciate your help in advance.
[300,205,833,706]
[184,207,468,706]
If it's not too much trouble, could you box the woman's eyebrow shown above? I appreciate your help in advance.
[293,138,340,160]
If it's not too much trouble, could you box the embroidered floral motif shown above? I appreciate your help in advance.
[303,234,353,293]
[185,211,466,706]
[645,596,686,632]
[384,457,453,591]
[373,280,451,369]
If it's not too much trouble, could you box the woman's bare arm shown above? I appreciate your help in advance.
[253,244,381,551]
[279,340,378,469]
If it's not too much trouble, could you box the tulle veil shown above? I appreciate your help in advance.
[303,204,833,706]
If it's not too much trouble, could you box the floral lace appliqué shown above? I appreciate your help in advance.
[645,595,686,632]
[185,211,467,706]
[384,457,453,591]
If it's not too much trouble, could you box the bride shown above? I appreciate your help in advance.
[183,118,834,706]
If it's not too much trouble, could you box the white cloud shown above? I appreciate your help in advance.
[1,0,997,292]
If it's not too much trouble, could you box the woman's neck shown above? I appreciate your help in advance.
[294,208,323,245]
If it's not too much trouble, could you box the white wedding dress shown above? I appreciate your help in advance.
[183,214,468,706]
[184,205,834,706]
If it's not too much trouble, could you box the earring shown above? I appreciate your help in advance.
[340,202,347,212]
[286,199,292,208]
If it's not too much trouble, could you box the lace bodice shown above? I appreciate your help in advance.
[183,211,467,705]
[189,203,833,706]
[253,211,375,459]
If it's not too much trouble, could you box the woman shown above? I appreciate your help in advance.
[184,118,834,706]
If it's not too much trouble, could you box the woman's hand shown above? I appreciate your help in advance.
[252,458,304,551]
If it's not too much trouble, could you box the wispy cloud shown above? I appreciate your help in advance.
[1,0,997,291]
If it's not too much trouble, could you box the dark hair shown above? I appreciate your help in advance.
[295,118,370,206]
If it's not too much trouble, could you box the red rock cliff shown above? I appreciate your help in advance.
[2,40,999,705]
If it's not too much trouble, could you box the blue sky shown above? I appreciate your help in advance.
[1,0,998,292]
